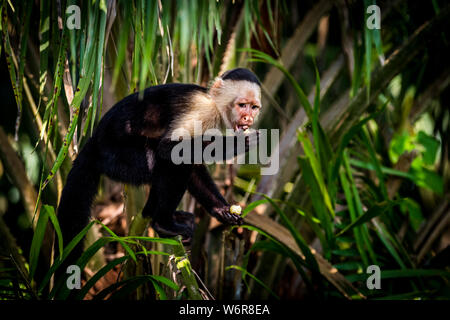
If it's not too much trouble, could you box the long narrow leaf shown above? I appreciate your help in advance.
[226,265,279,300]
[29,205,50,280]
[263,195,319,272]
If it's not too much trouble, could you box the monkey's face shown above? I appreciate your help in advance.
[232,94,261,132]
[210,77,261,132]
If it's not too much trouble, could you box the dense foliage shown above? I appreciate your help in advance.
[0,0,449,300]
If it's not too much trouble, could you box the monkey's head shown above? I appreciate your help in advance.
[209,68,261,132]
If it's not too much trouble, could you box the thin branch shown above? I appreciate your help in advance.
[0,126,38,226]
[257,0,334,122]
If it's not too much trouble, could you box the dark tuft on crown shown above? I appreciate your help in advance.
[220,68,261,86]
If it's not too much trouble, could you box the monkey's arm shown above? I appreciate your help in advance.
[188,164,242,225]
[157,131,258,162]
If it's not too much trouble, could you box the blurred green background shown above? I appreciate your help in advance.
[0,0,449,300]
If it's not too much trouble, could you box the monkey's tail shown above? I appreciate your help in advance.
[57,139,100,268]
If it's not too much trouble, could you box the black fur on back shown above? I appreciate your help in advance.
[220,68,261,86]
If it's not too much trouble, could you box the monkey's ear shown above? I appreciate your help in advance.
[211,77,224,90]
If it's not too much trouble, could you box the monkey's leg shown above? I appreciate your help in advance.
[173,210,195,237]
[97,139,154,185]
[188,164,242,225]
[142,160,194,240]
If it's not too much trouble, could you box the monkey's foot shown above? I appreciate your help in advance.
[212,206,243,226]
[173,211,195,231]
[151,214,194,245]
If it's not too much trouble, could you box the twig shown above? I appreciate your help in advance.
[414,197,450,252]
[417,206,450,264]
[0,127,38,225]
[171,236,203,300]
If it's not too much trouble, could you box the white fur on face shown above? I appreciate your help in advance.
[211,79,261,109]
[210,79,261,129]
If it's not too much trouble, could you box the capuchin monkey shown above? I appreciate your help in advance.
[57,68,261,268]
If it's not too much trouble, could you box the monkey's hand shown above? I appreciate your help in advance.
[212,206,243,225]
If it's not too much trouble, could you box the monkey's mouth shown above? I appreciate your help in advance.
[234,124,250,132]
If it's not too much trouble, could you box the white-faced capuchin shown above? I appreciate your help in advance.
[57,68,261,266]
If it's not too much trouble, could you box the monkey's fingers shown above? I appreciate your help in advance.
[223,214,243,225]
[224,211,243,225]
[213,207,243,225]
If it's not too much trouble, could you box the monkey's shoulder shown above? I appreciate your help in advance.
[93,83,209,140]
[109,83,207,113]
[143,83,207,105]
[145,83,207,95]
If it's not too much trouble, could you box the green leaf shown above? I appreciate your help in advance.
[346,269,450,282]
[53,237,117,299]
[96,222,136,262]
[360,128,388,200]
[29,205,50,280]
[242,199,268,218]
[108,275,177,300]
[45,205,64,259]
[263,195,319,272]
[401,198,424,231]
[244,239,312,289]
[244,48,313,118]
[345,150,380,265]
[121,236,179,246]
[39,0,50,96]
[89,1,108,135]
[298,131,335,218]
[298,157,332,254]
[410,166,443,195]
[226,265,279,300]
[339,165,370,266]
[335,261,363,271]
[39,23,67,144]
[417,131,440,166]
[363,0,373,101]
[351,39,364,98]
[1,2,24,139]
[149,279,167,300]
[76,255,128,300]
[38,221,96,293]
[331,111,381,182]
[336,201,402,237]
[332,249,360,257]
[149,274,179,291]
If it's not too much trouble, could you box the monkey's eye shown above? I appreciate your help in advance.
[252,105,259,110]
[238,103,246,108]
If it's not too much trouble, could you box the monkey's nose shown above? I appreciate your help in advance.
[242,116,253,124]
